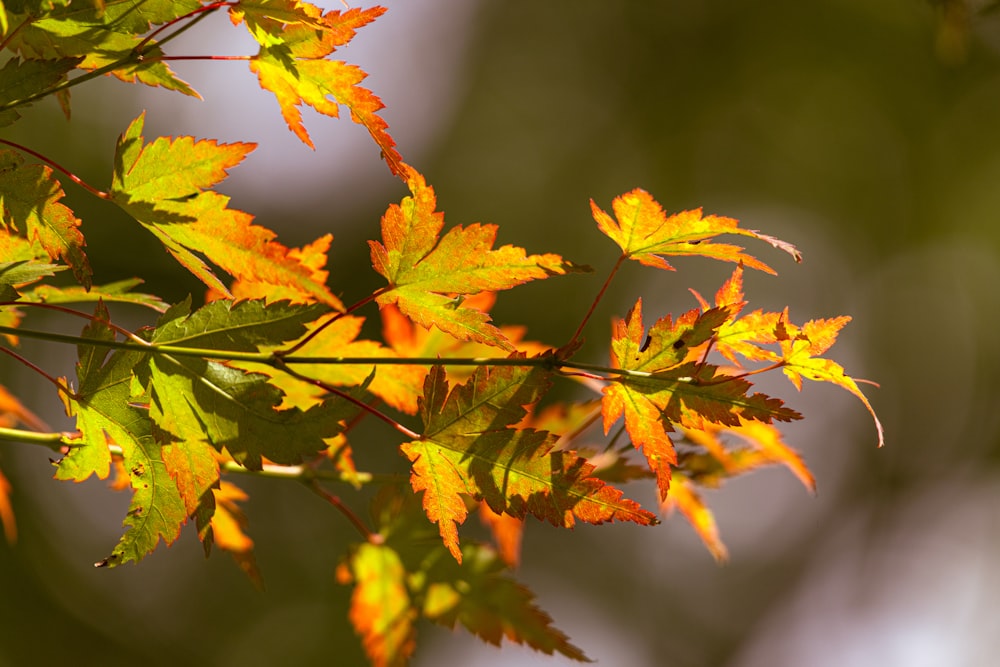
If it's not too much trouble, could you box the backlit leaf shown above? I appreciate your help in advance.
[404,363,657,562]
[592,189,800,273]
[0,149,90,286]
[371,168,585,351]
[603,298,801,500]
[110,114,342,307]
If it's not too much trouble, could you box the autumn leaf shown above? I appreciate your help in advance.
[662,473,727,562]
[110,113,342,307]
[254,311,424,414]
[681,419,815,493]
[603,298,801,500]
[691,264,785,366]
[246,4,404,175]
[0,148,90,286]
[479,502,524,569]
[343,542,417,667]
[371,167,586,351]
[592,189,800,273]
[777,314,885,447]
[205,481,263,588]
[342,486,590,664]
[403,363,657,563]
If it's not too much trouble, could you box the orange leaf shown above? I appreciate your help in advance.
[209,481,263,588]
[0,468,16,543]
[662,473,727,562]
[779,314,884,447]
[592,189,800,273]
[479,502,524,569]
[248,5,404,176]
[371,167,585,351]
[346,542,417,667]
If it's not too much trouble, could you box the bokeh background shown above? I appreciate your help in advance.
[3,1,1000,665]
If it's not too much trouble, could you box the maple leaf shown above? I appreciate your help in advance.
[8,16,197,97]
[261,312,425,414]
[478,501,524,568]
[603,298,801,500]
[341,486,590,664]
[371,168,586,351]
[143,299,354,470]
[777,314,885,447]
[592,189,801,273]
[403,363,657,563]
[342,542,418,667]
[691,264,785,366]
[661,472,727,562]
[21,278,169,311]
[422,542,592,663]
[0,148,90,286]
[110,113,342,307]
[247,5,404,176]
[204,481,263,588]
[681,419,815,493]
[0,56,81,128]
[58,305,187,567]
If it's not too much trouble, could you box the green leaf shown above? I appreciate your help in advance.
[0,149,90,286]
[424,542,592,663]
[21,278,168,311]
[0,56,80,128]
[145,355,353,470]
[109,115,343,306]
[403,363,657,562]
[8,17,197,96]
[111,113,255,201]
[150,297,326,351]
[0,259,65,299]
[342,486,591,664]
[58,306,187,567]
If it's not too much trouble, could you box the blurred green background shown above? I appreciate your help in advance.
[4,1,1000,665]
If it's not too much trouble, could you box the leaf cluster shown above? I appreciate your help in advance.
[0,3,882,665]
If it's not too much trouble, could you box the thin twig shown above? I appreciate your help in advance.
[0,139,111,200]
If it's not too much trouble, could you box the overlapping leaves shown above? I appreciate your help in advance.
[403,362,657,563]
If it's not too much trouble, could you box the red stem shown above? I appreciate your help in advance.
[278,291,382,357]
[564,254,627,355]
[0,301,146,344]
[0,139,111,200]
[273,358,421,441]
[309,482,372,540]
[133,1,234,55]
[0,345,77,399]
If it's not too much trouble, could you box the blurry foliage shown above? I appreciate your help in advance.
[2,1,1000,666]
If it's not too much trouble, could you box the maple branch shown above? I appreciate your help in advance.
[279,291,381,357]
[0,15,30,53]
[308,482,373,540]
[133,1,233,55]
[272,359,421,441]
[564,254,627,354]
[0,345,78,399]
[0,139,111,199]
